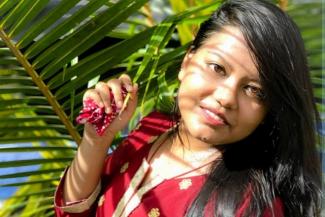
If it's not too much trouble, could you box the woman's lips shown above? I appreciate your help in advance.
[200,107,229,127]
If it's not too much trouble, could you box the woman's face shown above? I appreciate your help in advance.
[178,26,267,147]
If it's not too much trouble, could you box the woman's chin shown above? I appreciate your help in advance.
[183,123,218,144]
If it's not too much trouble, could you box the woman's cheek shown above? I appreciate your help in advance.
[187,73,211,90]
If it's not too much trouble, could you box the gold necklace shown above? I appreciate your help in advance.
[184,147,219,164]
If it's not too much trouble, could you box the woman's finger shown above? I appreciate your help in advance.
[83,89,103,108]
[119,74,133,92]
[106,79,124,110]
[95,82,112,113]
[124,82,138,112]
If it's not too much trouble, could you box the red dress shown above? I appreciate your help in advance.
[54,111,284,217]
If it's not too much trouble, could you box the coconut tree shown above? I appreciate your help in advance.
[0,0,221,216]
[0,0,323,216]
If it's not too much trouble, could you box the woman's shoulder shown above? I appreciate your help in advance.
[126,110,175,150]
[262,197,284,217]
[103,111,175,172]
[236,190,284,217]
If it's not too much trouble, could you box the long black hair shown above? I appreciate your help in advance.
[172,0,322,216]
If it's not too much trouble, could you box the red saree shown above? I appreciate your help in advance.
[54,111,283,217]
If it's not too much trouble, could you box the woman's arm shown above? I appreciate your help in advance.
[62,74,138,203]
[63,124,114,203]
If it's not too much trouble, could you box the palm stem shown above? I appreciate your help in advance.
[0,28,81,144]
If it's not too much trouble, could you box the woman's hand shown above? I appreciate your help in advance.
[81,74,138,147]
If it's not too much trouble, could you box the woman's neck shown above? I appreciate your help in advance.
[168,123,222,164]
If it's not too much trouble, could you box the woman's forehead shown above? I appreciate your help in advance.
[206,27,247,48]
[195,26,258,77]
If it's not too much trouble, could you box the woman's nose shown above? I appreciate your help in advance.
[213,83,238,110]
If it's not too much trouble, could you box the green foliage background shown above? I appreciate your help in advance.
[0,0,323,216]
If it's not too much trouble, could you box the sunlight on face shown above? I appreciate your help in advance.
[177,26,267,147]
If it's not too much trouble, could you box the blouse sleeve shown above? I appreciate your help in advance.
[53,138,131,217]
[54,111,173,216]
[54,168,102,217]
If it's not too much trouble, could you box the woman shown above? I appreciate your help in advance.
[54,0,321,216]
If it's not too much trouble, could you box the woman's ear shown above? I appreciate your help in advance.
[178,51,194,81]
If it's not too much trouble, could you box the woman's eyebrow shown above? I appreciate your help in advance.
[249,78,262,84]
[207,50,261,83]
[207,50,233,70]
[246,71,262,83]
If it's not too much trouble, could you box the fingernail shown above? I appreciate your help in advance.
[117,101,123,108]
[105,107,112,113]
[126,85,132,92]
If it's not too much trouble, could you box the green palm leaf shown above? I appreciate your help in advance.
[0,0,322,216]
[0,0,217,216]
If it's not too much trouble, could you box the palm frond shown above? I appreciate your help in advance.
[0,0,217,216]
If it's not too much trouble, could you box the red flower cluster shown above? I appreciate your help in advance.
[76,87,128,135]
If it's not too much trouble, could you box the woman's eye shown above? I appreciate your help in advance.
[245,85,265,100]
[209,63,226,76]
